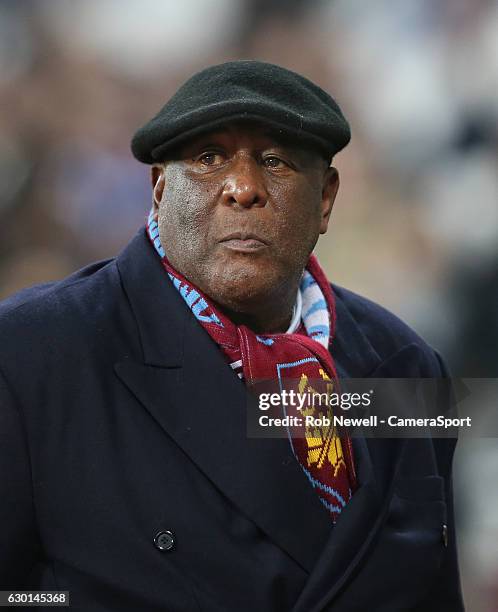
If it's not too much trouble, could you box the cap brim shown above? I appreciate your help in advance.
[132,113,348,164]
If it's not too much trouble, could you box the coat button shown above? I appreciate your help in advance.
[442,524,448,548]
[154,530,175,551]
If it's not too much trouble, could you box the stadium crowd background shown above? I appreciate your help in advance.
[0,1,496,609]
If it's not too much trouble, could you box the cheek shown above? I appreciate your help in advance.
[159,178,215,245]
[270,185,322,256]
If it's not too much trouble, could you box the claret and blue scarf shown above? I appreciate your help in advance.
[147,211,357,522]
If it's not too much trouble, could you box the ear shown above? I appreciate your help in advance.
[319,166,339,235]
[151,165,166,212]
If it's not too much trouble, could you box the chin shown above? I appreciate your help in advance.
[206,263,286,310]
[219,280,273,308]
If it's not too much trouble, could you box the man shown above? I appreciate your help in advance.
[0,61,464,611]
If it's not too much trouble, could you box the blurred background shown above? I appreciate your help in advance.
[0,0,496,608]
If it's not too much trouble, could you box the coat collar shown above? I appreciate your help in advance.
[116,229,188,368]
[331,289,382,377]
[114,229,404,595]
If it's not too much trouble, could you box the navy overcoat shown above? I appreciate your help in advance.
[0,229,464,611]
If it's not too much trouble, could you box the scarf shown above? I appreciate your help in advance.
[147,211,357,522]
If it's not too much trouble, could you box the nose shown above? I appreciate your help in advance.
[221,158,268,209]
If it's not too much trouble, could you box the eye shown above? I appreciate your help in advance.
[263,156,287,169]
[197,151,225,166]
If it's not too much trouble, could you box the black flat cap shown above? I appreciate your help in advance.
[131,60,351,164]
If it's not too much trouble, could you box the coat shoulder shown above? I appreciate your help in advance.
[0,258,120,372]
[0,258,115,322]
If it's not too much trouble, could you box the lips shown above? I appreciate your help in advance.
[219,231,268,251]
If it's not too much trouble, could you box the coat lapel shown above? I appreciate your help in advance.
[114,230,333,573]
[290,291,409,612]
[290,434,407,612]
[330,288,382,378]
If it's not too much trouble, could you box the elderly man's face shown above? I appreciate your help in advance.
[152,122,339,317]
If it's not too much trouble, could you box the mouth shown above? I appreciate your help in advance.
[218,232,268,252]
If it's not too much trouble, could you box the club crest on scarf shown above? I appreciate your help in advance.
[299,370,347,476]
[147,210,357,522]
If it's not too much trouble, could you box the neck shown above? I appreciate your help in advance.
[216,285,299,334]
[220,306,294,334]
